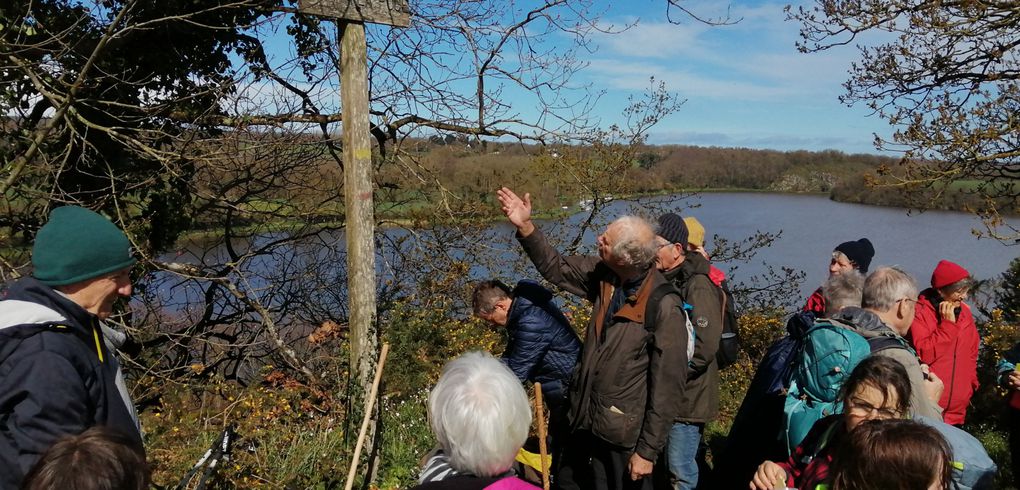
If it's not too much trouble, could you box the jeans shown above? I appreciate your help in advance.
[666,422,704,490]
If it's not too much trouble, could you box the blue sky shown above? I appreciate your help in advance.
[573,0,891,154]
[251,0,892,155]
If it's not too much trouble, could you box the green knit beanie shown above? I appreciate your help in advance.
[32,206,137,286]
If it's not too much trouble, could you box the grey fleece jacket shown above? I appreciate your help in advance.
[833,307,943,419]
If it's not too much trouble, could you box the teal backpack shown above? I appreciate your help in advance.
[782,320,871,454]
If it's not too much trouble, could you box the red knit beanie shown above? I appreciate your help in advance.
[931,260,970,289]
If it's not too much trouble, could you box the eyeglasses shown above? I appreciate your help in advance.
[846,399,901,419]
[897,297,918,305]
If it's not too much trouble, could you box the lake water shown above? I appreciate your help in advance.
[646,192,1016,298]
[156,192,1019,315]
[482,192,1018,303]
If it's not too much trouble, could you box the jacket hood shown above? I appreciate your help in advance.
[833,306,895,338]
[786,311,816,338]
[0,277,94,337]
[663,252,711,283]
[512,279,554,305]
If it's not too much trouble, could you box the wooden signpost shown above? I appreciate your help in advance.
[295,0,408,393]
[293,3,408,486]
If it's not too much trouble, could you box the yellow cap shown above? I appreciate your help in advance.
[684,217,706,248]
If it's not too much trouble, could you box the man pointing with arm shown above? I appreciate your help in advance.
[497,187,688,490]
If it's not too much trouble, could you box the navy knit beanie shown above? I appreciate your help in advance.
[657,213,689,248]
[834,238,875,273]
[32,206,137,286]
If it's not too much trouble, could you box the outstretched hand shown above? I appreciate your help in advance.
[497,187,535,236]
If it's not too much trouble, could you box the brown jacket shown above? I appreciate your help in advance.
[663,253,722,423]
[518,227,688,460]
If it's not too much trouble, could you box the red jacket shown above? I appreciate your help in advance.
[802,287,825,316]
[909,289,980,425]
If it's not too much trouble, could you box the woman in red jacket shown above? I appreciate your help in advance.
[910,259,979,426]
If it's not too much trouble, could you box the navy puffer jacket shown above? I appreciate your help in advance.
[502,280,581,406]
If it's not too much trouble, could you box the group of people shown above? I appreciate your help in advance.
[414,186,1003,490]
[0,195,1007,490]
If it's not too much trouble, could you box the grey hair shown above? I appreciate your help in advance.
[428,351,531,477]
[939,276,975,295]
[609,216,658,269]
[823,270,865,316]
[863,267,918,311]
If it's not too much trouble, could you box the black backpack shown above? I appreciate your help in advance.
[716,279,741,370]
[644,282,695,365]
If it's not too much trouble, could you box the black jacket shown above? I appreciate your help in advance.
[503,280,581,406]
[0,278,143,489]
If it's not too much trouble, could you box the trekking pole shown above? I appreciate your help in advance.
[344,342,390,490]
[533,382,550,490]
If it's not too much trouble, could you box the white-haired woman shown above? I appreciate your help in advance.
[413,352,539,490]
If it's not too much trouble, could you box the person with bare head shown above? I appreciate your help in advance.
[831,266,944,419]
[829,418,953,490]
[751,356,914,490]
[21,426,150,490]
[496,187,689,490]
[470,279,580,407]
[0,206,143,489]
[822,270,865,318]
[414,351,537,489]
[471,277,580,477]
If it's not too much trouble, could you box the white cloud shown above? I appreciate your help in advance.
[585,58,798,101]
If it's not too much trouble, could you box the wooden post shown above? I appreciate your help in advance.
[345,343,390,490]
[533,382,550,490]
[295,2,408,486]
[339,20,378,391]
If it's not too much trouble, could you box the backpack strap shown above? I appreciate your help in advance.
[643,282,681,333]
[867,334,913,355]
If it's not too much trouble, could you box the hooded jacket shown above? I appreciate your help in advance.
[663,253,722,423]
[833,307,942,419]
[502,280,582,406]
[0,277,143,489]
[518,227,688,461]
[910,289,980,425]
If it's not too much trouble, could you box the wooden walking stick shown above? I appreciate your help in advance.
[344,343,390,490]
[533,382,550,490]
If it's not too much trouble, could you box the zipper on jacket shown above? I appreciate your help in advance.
[91,319,105,363]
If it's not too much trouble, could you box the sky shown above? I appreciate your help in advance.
[249,0,893,155]
[571,0,891,154]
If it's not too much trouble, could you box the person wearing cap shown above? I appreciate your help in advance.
[0,206,143,489]
[802,238,875,316]
[682,217,726,287]
[909,260,979,426]
[654,214,722,490]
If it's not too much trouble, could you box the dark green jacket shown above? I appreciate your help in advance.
[518,227,688,461]
[663,253,722,423]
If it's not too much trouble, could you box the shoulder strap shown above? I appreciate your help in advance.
[644,282,680,333]
[868,335,912,354]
